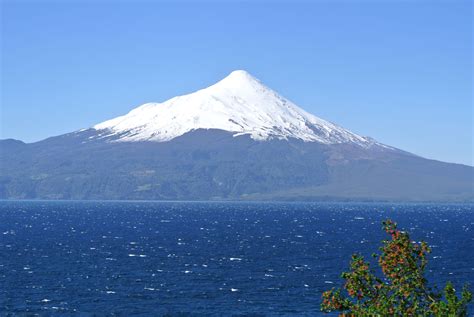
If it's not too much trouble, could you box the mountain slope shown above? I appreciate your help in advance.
[1,130,472,201]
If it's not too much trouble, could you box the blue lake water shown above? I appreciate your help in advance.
[0,201,473,316]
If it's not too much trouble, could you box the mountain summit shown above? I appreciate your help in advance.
[93,70,376,147]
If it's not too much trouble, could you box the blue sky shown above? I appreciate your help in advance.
[1,1,472,165]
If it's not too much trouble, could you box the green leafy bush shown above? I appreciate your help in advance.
[321,220,472,316]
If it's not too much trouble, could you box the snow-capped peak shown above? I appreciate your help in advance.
[93,70,374,146]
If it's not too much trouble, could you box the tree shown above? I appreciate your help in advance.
[321,220,472,316]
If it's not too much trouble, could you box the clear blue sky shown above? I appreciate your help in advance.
[1,1,472,165]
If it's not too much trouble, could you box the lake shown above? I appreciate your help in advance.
[1,201,472,315]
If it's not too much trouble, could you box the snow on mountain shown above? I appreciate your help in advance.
[93,70,376,146]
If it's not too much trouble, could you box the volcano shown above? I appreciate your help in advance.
[1,71,472,201]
